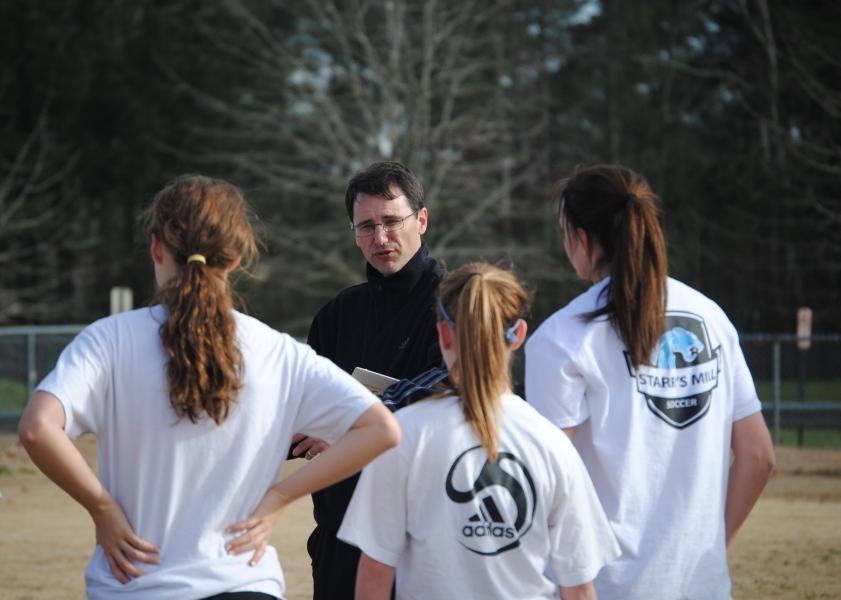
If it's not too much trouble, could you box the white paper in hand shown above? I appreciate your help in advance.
[352,367,399,395]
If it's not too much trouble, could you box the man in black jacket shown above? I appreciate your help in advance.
[303,161,443,600]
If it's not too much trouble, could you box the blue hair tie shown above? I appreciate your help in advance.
[505,319,523,344]
[438,298,455,325]
[441,297,521,345]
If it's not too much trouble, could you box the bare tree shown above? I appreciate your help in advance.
[0,97,81,323]
[150,0,575,328]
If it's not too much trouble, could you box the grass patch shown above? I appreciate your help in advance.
[776,429,841,449]
[756,379,841,403]
[0,378,27,411]
[756,379,841,448]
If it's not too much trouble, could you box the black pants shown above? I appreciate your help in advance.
[203,593,278,600]
[308,524,361,600]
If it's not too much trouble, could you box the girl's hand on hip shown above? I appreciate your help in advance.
[226,488,288,566]
[91,498,159,584]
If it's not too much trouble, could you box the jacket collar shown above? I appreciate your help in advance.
[366,241,437,298]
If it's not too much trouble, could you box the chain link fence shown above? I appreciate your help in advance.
[2,326,840,442]
[0,325,84,429]
[741,333,841,446]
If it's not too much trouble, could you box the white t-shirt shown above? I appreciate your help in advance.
[525,277,761,600]
[37,305,377,600]
[338,393,620,600]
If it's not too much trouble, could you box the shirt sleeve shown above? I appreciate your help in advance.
[35,324,111,438]
[337,439,409,566]
[525,330,589,428]
[291,342,378,444]
[547,438,621,587]
[381,366,449,412]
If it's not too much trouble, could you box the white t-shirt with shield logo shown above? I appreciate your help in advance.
[37,305,377,600]
[525,277,761,600]
[338,393,620,600]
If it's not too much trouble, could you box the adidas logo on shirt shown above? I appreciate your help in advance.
[445,445,536,556]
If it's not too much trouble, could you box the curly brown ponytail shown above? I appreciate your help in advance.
[144,175,259,424]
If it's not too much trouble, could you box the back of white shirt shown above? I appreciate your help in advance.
[338,394,620,600]
[525,277,761,600]
[37,305,376,599]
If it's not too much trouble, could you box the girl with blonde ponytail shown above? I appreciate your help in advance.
[526,164,775,599]
[340,263,619,600]
[19,174,400,599]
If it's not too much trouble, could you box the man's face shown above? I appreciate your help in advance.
[352,187,428,276]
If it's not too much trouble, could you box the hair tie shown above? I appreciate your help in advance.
[505,319,523,344]
[187,254,206,265]
[625,193,637,204]
[438,298,455,325]
[440,297,522,345]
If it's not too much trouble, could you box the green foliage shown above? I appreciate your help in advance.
[0,378,28,411]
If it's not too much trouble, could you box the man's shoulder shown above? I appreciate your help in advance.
[308,281,369,347]
[332,280,371,300]
[314,281,371,316]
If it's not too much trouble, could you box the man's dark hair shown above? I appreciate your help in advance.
[344,161,425,221]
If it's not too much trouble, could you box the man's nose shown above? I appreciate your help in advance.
[373,225,389,244]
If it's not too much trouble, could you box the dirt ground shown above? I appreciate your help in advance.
[1,433,840,600]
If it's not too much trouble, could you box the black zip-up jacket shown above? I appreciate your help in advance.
[307,242,442,382]
[305,242,442,599]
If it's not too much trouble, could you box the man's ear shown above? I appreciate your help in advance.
[150,234,165,265]
[416,207,429,235]
[436,320,453,351]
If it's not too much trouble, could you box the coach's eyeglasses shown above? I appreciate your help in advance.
[350,210,419,238]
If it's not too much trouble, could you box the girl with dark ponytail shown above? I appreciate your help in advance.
[526,164,775,600]
[557,165,668,370]
[340,263,619,600]
[19,175,400,599]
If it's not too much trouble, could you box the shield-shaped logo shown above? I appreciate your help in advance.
[627,311,720,429]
